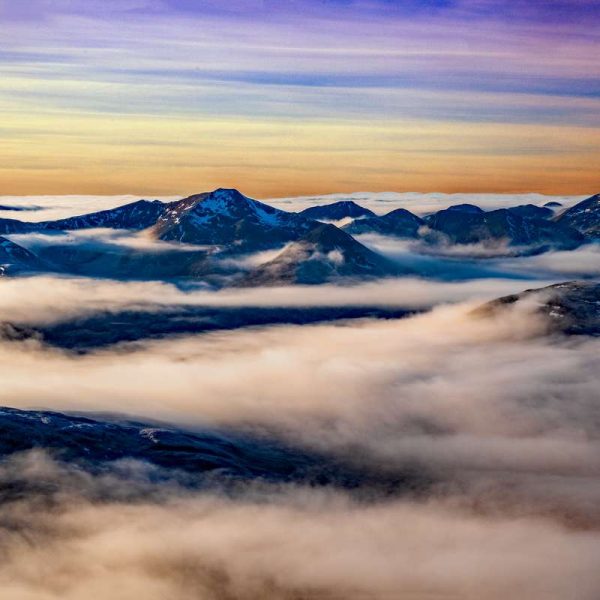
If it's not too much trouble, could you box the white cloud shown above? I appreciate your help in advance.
[0,275,598,599]
[0,275,547,325]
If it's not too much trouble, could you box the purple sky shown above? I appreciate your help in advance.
[0,0,598,195]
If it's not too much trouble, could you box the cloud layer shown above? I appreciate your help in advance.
[0,295,599,598]
[0,190,598,597]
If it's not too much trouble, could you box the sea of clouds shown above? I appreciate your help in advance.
[1,295,599,599]
[0,193,598,599]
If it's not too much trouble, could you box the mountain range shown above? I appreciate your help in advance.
[0,189,597,282]
[330,196,597,253]
[422,206,583,252]
[343,208,425,238]
[0,189,406,284]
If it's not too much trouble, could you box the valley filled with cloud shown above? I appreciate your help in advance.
[0,190,598,599]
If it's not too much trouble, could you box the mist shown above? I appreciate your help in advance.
[1,451,599,600]
[0,275,551,326]
[1,282,599,598]
[0,194,598,599]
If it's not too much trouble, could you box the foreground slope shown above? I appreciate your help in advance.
[0,407,416,493]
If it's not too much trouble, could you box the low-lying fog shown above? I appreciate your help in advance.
[0,193,598,600]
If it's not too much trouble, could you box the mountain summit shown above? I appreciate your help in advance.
[150,188,312,251]
[299,201,375,221]
[240,222,404,285]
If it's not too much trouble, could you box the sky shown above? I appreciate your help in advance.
[0,0,599,197]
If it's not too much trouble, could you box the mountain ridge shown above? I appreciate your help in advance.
[239,222,405,285]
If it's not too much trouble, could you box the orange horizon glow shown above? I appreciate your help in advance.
[1,2,599,197]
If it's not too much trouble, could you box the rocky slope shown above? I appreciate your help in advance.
[475,281,600,336]
[555,193,600,239]
[38,199,167,231]
[0,237,48,275]
[425,207,583,252]
[150,188,314,251]
[241,222,404,285]
[0,407,417,493]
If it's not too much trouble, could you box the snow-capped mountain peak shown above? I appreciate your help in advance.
[151,188,311,250]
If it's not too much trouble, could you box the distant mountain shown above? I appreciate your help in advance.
[507,204,553,220]
[429,204,555,222]
[543,201,563,208]
[425,207,583,252]
[476,281,600,336]
[241,222,403,285]
[0,237,47,275]
[151,188,313,251]
[299,201,375,221]
[2,190,404,284]
[442,204,484,214]
[555,193,600,239]
[0,189,593,283]
[343,208,424,238]
[38,199,167,231]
